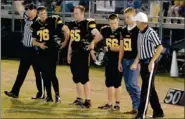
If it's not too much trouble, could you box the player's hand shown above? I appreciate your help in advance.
[118,62,123,72]
[60,41,67,49]
[90,50,96,61]
[104,47,108,52]
[148,60,154,72]
[130,62,138,70]
[67,55,71,64]
[88,42,94,51]
[39,43,48,50]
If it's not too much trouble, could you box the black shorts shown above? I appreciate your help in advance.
[105,63,122,88]
[70,51,89,84]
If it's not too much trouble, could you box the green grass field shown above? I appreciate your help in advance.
[1,60,184,118]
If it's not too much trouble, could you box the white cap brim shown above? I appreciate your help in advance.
[132,12,148,23]
[132,16,138,21]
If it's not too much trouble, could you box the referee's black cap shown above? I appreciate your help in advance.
[25,3,37,10]
[37,6,46,11]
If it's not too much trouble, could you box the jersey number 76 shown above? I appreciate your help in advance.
[37,29,49,41]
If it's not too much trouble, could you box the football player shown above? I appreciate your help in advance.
[31,6,70,102]
[92,14,122,110]
[67,5,101,108]
[118,7,141,114]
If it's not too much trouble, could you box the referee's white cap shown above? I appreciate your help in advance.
[132,12,148,23]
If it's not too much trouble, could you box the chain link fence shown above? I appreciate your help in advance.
[1,0,185,75]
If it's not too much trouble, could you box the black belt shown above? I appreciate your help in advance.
[139,58,152,64]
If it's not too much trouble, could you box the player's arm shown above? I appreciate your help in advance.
[54,16,70,49]
[130,55,139,70]
[109,45,120,52]
[89,28,103,61]
[67,38,72,64]
[87,20,103,50]
[118,39,124,72]
[61,25,70,48]
[118,39,124,63]
[32,38,48,50]
[118,28,126,63]
[14,0,25,18]
[91,28,103,49]
[32,38,41,47]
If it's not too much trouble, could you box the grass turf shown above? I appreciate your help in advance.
[1,60,184,118]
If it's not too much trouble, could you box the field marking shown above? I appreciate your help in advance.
[3,107,110,116]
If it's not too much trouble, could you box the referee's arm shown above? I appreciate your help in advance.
[148,31,164,72]
[130,55,140,70]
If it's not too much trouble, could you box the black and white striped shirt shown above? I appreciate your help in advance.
[22,12,37,47]
[137,26,161,60]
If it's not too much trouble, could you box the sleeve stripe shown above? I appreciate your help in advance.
[149,31,161,47]
[23,12,28,22]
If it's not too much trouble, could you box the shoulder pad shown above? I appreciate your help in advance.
[101,25,109,29]
[122,25,127,29]
[69,20,75,23]
[52,15,60,19]
[87,18,95,21]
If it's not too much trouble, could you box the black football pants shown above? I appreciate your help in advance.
[137,59,163,118]
[39,48,59,98]
[11,47,43,97]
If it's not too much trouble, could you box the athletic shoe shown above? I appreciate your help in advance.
[80,100,91,108]
[45,97,53,102]
[153,112,164,118]
[124,109,138,114]
[4,91,18,98]
[98,104,112,110]
[55,95,61,103]
[112,105,120,111]
[71,98,83,105]
[132,115,143,119]
[31,92,44,99]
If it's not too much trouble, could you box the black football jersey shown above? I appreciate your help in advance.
[121,26,139,59]
[31,16,64,49]
[100,26,122,63]
[67,19,96,52]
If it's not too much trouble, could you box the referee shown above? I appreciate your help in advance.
[130,12,164,119]
[4,1,44,99]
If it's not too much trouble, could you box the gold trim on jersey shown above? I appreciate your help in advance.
[57,20,62,24]
[110,35,115,38]
[89,24,96,28]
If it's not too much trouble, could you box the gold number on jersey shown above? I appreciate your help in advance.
[124,38,132,51]
[106,38,119,47]
[70,30,80,42]
[37,29,49,41]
